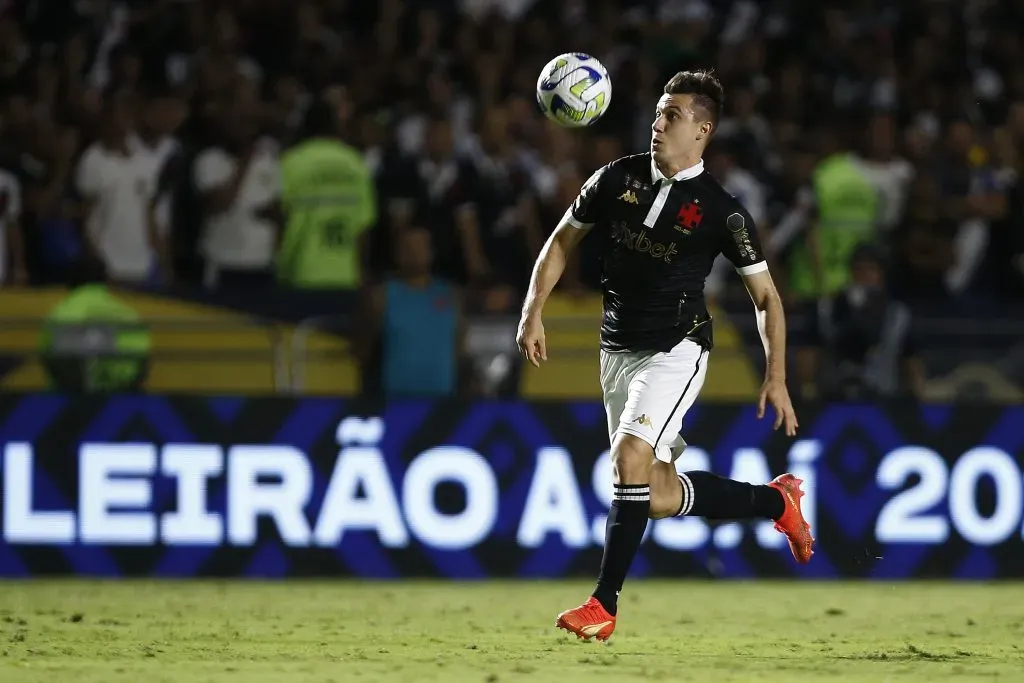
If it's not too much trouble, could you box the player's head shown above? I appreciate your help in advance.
[396,227,433,278]
[652,70,724,166]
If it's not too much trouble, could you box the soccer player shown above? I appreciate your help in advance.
[516,70,813,642]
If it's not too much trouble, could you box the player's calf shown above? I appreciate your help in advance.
[590,433,651,616]
[648,458,685,519]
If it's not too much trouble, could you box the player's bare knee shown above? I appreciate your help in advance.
[610,433,653,483]
[648,460,681,519]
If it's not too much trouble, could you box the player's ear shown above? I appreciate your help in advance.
[698,121,712,140]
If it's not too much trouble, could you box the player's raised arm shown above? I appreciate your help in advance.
[721,208,798,436]
[517,166,608,368]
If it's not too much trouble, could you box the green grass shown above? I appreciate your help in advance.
[0,580,1022,682]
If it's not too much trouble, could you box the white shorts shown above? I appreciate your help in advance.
[599,338,709,464]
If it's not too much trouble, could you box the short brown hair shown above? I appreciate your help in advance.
[663,70,724,132]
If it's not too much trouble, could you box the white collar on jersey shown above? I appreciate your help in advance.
[651,158,705,184]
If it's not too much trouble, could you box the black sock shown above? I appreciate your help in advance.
[592,483,650,616]
[676,471,785,520]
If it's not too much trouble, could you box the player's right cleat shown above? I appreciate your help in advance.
[768,473,815,564]
[556,597,616,641]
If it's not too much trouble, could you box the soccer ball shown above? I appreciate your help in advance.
[536,53,612,128]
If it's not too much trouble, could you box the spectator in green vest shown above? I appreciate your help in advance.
[277,94,378,289]
[788,131,881,301]
[39,259,151,393]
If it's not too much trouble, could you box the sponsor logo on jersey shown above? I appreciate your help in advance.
[618,190,639,204]
[612,222,678,263]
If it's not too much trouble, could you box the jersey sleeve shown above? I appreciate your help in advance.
[719,205,768,275]
[562,163,612,230]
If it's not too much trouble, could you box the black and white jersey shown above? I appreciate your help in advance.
[564,153,767,353]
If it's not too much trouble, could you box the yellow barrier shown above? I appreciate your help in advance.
[0,287,353,394]
[0,289,761,399]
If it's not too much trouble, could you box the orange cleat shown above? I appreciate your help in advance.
[767,473,815,564]
[556,597,616,641]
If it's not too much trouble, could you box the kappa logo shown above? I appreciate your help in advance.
[633,414,652,428]
[675,199,704,232]
[618,190,639,204]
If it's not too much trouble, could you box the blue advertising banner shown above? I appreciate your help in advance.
[0,394,1022,579]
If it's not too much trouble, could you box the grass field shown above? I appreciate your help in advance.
[0,580,1022,683]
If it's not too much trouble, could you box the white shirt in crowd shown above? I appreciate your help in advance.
[193,139,282,284]
[851,155,915,232]
[0,168,21,285]
[75,142,157,282]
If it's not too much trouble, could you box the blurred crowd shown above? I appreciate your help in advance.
[3,0,1024,399]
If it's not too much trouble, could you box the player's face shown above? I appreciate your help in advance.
[651,94,711,165]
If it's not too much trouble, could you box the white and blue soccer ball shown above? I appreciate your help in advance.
[536,53,612,128]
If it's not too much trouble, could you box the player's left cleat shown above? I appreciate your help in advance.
[556,597,616,641]
[768,473,815,564]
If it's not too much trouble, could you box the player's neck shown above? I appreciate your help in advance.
[657,154,703,179]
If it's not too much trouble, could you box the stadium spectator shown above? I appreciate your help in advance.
[278,97,376,289]
[854,114,915,236]
[357,226,463,398]
[785,127,879,304]
[888,174,958,307]
[797,243,925,400]
[130,88,187,270]
[194,89,282,291]
[75,90,166,285]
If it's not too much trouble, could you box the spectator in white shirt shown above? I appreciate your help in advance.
[193,94,282,290]
[75,90,166,284]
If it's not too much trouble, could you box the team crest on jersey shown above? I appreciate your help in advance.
[618,189,639,204]
[674,198,704,233]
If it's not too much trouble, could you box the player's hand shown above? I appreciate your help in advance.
[758,377,798,436]
[516,314,547,368]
